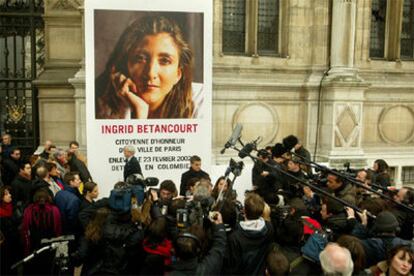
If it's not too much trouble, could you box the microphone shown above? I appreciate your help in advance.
[238,143,255,159]
[220,123,243,154]
[238,136,261,159]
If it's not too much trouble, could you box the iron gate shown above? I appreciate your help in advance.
[0,0,44,155]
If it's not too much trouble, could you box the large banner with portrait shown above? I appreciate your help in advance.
[85,0,212,196]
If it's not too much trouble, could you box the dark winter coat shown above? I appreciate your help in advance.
[68,154,92,183]
[123,156,142,182]
[224,219,274,275]
[1,157,20,185]
[54,186,81,235]
[179,168,209,196]
[11,174,33,209]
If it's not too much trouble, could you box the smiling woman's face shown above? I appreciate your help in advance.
[127,33,182,111]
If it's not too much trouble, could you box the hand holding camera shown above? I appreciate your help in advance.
[150,188,159,202]
[209,211,223,225]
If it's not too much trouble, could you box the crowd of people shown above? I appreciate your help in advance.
[0,133,413,276]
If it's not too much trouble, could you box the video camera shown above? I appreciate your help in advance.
[176,196,215,229]
[109,174,159,212]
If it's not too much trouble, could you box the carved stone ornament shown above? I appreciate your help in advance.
[378,105,414,145]
[232,102,279,146]
[49,0,81,11]
[7,104,25,123]
[334,104,360,147]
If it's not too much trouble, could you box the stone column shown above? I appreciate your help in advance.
[34,0,83,147]
[69,3,86,151]
[329,0,357,77]
[317,0,369,168]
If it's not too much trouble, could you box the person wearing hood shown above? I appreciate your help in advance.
[224,193,274,275]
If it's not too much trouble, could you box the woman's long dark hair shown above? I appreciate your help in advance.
[96,14,194,119]
[387,245,414,274]
[374,159,389,173]
[85,207,110,243]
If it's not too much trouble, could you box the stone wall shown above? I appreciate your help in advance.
[34,0,414,186]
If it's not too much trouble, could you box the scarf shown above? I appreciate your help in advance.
[143,238,173,266]
[0,202,13,217]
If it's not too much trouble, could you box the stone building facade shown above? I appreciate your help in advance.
[29,0,414,186]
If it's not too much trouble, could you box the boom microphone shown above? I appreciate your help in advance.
[220,123,243,154]
[238,136,261,158]
[238,143,255,159]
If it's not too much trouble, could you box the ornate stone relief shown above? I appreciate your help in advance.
[378,105,414,144]
[232,103,278,146]
[334,103,361,147]
[48,0,81,11]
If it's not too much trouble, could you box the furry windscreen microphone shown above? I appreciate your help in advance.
[282,135,299,151]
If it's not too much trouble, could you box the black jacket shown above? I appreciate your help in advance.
[170,224,227,276]
[77,211,144,275]
[11,174,33,208]
[1,157,20,185]
[123,156,142,181]
[179,168,209,196]
[68,154,92,183]
[224,219,274,275]
[255,160,285,204]
[392,206,414,240]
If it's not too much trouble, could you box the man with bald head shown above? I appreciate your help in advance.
[40,140,53,160]
[319,243,354,276]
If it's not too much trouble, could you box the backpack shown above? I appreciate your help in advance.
[300,219,329,264]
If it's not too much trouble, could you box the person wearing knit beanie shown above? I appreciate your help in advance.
[372,211,400,234]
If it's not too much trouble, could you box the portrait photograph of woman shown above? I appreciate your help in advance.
[94,11,204,119]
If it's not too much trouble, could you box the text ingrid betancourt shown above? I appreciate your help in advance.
[101,123,198,134]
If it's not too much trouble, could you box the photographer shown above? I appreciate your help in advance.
[391,187,414,240]
[320,198,352,237]
[75,182,145,275]
[326,173,356,206]
[170,211,226,275]
[224,193,274,275]
[348,209,414,267]
[149,180,178,219]
[283,158,307,200]
[254,144,287,205]
[252,149,270,189]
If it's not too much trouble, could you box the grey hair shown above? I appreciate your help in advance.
[320,243,354,276]
[53,149,66,159]
[193,180,211,200]
[124,145,136,154]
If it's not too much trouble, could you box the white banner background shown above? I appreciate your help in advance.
[85,0,212,198]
